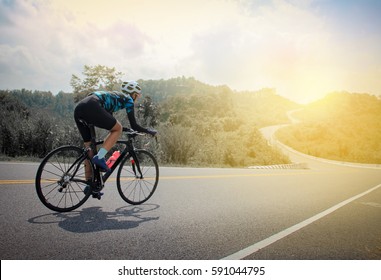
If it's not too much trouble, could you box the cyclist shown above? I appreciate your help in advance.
[74,80,157,172]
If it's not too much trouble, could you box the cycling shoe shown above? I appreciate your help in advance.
[84,185,104,199]
[92,155,110,172]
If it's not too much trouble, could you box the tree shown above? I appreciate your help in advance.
[71,65,123,102]
[137,96,160,127]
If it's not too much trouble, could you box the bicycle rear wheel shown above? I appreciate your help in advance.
[35,145,94,212]
[117,149,159,205]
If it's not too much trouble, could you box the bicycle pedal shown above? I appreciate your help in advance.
[92,192,104,200]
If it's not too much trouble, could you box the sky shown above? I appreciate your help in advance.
[1,0,381,103]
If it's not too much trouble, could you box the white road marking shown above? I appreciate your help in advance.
[222,183,381,260]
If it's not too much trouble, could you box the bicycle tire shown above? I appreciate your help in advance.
[116,149,159,205]
[35,145,94,212]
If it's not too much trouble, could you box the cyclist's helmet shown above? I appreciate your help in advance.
[121,80,141,95]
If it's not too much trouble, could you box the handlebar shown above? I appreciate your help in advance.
[122,127,145,136]
[122,127,157,144]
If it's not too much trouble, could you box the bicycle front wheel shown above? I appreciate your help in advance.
[117,149,159,205]
[35,145,94,212]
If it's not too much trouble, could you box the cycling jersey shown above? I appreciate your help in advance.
[92,91,134,114]
[74,91,149,142]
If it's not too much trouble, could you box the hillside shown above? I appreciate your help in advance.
[0,77,298,167]
[276,92,381,164]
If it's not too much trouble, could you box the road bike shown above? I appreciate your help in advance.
[35,122,159,212]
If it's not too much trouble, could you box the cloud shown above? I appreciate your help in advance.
[0,0,380,102]
[179,0,337,102]
[0,0,152,92]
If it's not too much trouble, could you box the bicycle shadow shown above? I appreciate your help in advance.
[28,204,160,233]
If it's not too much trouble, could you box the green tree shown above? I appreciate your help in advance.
[71,65,123,102]
[136,96,160,127]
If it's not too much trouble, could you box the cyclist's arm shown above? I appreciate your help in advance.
[126,108,149,133]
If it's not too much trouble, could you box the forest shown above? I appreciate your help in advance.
[2,65,379,166]
[0,67,297,167]
[276,92,381,164]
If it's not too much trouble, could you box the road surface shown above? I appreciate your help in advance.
[0,156,380,259]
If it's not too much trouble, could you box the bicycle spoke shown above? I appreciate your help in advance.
[42,168,63,178]
[117,150,158,205]
[36,146,93,212]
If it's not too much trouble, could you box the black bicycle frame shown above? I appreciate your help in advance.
[69,138,142,185]
[69,124,144,187]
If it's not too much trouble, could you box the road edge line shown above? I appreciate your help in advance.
[221,183,381,260]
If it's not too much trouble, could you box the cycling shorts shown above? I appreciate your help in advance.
[74,95,117,142]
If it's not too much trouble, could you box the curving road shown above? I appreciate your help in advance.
[0,154,380,259]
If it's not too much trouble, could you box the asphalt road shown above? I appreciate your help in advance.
[0,156,380,260]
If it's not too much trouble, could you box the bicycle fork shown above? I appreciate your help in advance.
[130,150,144,179]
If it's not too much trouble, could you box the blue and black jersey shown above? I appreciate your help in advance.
[92,91,134,114]
[75,91,149,142]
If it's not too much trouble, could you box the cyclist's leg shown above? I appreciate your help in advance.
[74,96,97,178]
[102,121,122,151]
[89,108,121,160]
[83,141,93,180]
[90,120,121,172]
